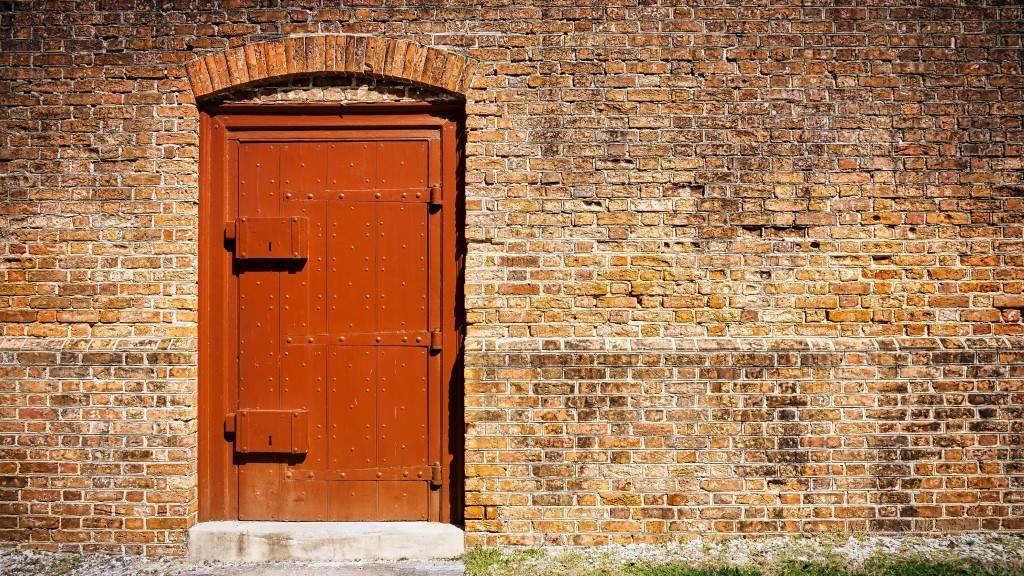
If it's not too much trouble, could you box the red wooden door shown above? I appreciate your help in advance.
[208,113,453,522]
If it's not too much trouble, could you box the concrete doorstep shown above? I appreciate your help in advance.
[187,521,466,563]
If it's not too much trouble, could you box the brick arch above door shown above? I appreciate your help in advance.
[185,34,480,101]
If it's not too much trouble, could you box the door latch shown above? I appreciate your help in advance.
[227,217,309,260]
[227,409,309,454]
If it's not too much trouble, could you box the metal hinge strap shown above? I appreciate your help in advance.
[430,462,443,489]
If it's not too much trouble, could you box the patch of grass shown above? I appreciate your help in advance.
[463,546,544,575]
[464,547,507,574]
[860,557,1018,576]
[463,548,1023,576]
[774,560,850,576]
[626,564,762,576]
[774,558,1022,576]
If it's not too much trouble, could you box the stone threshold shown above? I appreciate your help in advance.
[187,521,465,562]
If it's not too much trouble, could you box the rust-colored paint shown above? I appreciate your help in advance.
[232,216,309,260]
[199,103,463,523]
[232,409,309,455]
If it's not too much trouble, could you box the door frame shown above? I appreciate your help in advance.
[198,102,464,523]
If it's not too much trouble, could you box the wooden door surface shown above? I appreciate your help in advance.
[199,107,459,523]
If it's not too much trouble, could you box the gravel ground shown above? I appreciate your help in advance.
[0,549,464,576]
[4,535,1024,576]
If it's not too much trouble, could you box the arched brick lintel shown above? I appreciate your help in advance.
[185,34,479,100]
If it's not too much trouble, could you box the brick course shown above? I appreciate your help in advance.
[1,0,1023,555]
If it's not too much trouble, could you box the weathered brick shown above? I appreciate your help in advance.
[3,3,1023,556]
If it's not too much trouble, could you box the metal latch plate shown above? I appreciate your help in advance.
[233,216,308,260]
[233,409,309,454]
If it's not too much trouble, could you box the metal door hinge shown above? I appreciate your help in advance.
[430,462,443,489]
[429,330,443,353]
[224,412,236,434]
[428,185,442,207]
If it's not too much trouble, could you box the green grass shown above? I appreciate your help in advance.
[625,565,761,576]
[773,561,852,576]
[857,558,1019,576]
[462,548,1024,576]
[463,546,545,575]
[463,547,508,574]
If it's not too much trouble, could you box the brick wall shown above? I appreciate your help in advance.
[1,0,1022,555]
[465,340,1024,546]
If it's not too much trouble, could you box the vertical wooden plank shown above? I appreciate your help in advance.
[329,345,377,470]
[280,344,327,468]
[377,346,429,469]
[378,140,433,519]
[327,200,378,335]
[307,142,330,338]
[237,142,284,520]
[377,201,428,333]
[279,197,327,341]
[280,141,328,341]
[279,344,327,520]
[306,203,329,338]
[237,143,281,411]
